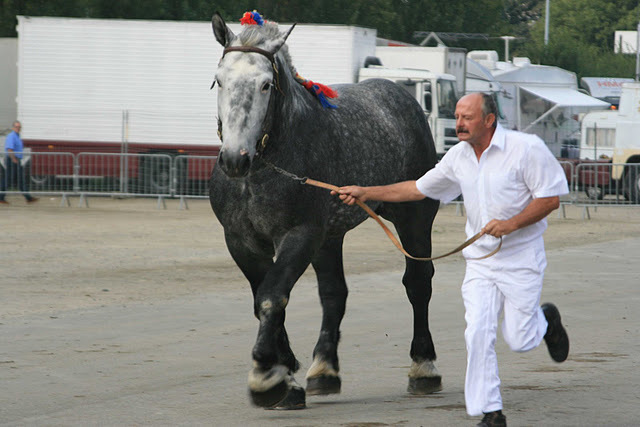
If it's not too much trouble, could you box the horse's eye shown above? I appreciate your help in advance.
[261,81,272,93]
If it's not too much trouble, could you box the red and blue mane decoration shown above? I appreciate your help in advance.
[239,11,338,109]
[294,74,338,109]
[240,11,264,26]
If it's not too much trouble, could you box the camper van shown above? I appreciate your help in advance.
[580,77,634,108]
[579,82,640,202]
[468,51,610,157]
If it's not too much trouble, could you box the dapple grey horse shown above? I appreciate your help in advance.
[209,12,442,409]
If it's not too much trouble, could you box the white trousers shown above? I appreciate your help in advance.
[461,242,549,416]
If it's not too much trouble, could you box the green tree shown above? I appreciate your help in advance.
[520,0,638,79]
[2,0,637,80]
[502,0,543,37]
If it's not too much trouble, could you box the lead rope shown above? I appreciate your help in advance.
[262,160,501,261]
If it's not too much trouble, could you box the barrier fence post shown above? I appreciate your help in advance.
[179,196,189,210]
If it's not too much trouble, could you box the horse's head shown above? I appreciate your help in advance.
[212,12,295,178]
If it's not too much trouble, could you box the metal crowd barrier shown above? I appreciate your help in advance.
[445,160,638,220]
[173,155,217,209]
[1,151,214,208]
[1,152,639,215]
[573,162,640,219]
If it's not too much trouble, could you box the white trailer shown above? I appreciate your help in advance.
[580,77,634,107]
[16,16,376,149]
[469,50,610,157]
[0,38,18,135]
[578,82,640,201]
[373,45,467,95]
[16,15,458,161]
[581,83,640,167]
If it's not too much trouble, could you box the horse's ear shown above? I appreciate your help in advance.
[272,23,296,54]
[212,12,235,47]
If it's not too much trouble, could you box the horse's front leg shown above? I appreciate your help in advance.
[306,236,347,396]
[223,231,299,407]
[247,227,323,408]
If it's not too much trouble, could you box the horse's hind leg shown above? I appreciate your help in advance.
[306,236,347,396]
[388,199,443,394]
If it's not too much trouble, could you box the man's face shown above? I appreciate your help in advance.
[13,123,21,133]
[454,95,492,146]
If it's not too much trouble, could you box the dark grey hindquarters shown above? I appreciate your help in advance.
[210,76,440,405]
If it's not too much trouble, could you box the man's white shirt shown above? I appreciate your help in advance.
[416,123,569,259]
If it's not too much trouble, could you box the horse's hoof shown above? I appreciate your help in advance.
[267,385,306,410]
[306,375,341,395]
[249,379,288,407]
[248,365,289,407]
[407,376,443,394]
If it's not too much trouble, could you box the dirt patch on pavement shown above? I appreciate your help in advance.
[1,195,638,319]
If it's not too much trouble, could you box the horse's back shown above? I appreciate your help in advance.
[325,78,437,185]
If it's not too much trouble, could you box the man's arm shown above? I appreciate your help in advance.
[7,148,18,164]
[482,196,560,238]
[331,180,426,206]
[6,133,20,164]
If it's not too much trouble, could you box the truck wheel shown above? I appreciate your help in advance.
[30,174,51,189]
[625,166,640,204]
[141,157,171,194]
[585,185,604,200]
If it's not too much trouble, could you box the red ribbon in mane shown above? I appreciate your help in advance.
[296,74,338,109]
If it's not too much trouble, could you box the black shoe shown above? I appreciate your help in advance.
[542,302,569,362]
[477,410,507,427]
[27,197,39,204]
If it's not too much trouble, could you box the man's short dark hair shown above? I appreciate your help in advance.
[480,93,498,128]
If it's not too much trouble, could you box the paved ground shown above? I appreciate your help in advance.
[1,197,639,426]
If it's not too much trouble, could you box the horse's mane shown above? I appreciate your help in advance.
[237,22,298,79]
[234,17,337,109]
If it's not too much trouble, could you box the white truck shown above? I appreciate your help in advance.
[578,82,640,201]
[358,45,465,157]
[15,15,461,172]
[358,66,459,156]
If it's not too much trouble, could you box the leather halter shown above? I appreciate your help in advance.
[216,46,282,153]
[221,46,283,95]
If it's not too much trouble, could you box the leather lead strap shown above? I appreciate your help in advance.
[302,177,502,262]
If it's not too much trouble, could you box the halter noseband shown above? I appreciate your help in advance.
[216,46,283,154]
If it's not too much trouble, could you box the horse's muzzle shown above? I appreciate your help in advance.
[218,149,251,178]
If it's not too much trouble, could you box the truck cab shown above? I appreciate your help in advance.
[358,66,459,157]
[579,82,640,201]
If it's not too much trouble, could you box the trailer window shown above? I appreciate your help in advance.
[423,81,432,114]
[396,79,417,100]
[437,79,457,119]
[585,127,615,147]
